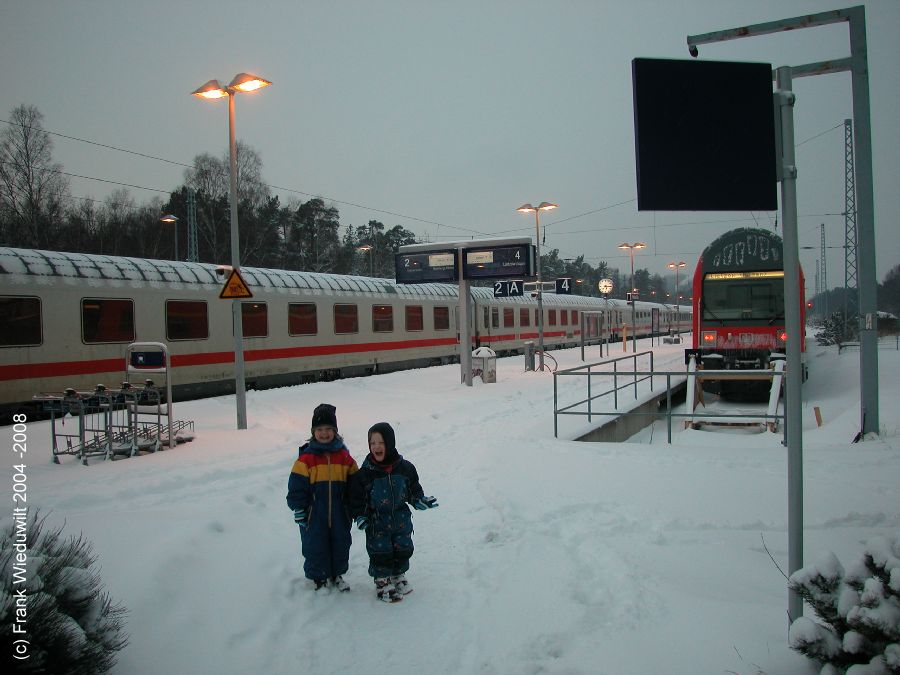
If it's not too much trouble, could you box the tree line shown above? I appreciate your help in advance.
[0,103,666,299]
[8,102,895,312]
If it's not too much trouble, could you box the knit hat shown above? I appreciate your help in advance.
[311,403,338,431]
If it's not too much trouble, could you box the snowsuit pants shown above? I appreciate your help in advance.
[365,511,414,579]
[300,515,352,582]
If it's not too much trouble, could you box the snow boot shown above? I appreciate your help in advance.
[391,573,413,595]
[314,579,329,591]
[331,576,350,592]
[375,577,402,603]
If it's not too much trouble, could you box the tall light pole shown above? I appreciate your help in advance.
[517,201,558,371]
[192,72,272,430]
[618,242,646,352]
[357,244,373,276]
[160,214,179,261]
[667,260,686,337]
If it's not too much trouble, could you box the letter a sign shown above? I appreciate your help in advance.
[219,268,253,299]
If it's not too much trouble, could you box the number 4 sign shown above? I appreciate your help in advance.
[555,277,572,295]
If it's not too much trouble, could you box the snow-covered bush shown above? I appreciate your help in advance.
[789,535,900,674]
[1,512,128,674]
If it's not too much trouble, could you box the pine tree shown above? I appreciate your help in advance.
[1,512,128,674]
[788,535,900,673]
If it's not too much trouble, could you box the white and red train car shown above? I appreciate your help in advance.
[0,247,691,420]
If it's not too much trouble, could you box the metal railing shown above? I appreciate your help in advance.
[554,351,656,437]
[553,354,785,442]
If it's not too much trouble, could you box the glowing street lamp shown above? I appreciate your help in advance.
[667,260,687,337]
[357,244,374,276]
[160,214,179,261]
[618,242,646,352]
[517,201,558,370]
[192,72,272,430]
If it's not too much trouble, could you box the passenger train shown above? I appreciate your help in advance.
[0,247,691,420]
[690,227,806,395]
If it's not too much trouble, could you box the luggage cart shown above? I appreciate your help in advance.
[125,342,175,447]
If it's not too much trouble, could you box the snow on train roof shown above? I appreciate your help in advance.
[0,248,457,297]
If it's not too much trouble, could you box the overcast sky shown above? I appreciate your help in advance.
[2,0,898,287]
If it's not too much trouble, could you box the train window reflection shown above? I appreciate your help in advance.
[334,304,359,334]
[166,300,209,340]
[373,305,394,333]
[0,296,42,347]
[82,298,135,343]
[434,306,450,331]
[406,305,423,332]
[241,302,268,338]
[288,303,318,336]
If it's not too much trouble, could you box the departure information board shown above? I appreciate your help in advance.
[394,250,458,283]
[462,244,535,280]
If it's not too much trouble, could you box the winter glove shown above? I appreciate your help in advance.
[293,509,308,529]
[413,496,439,510]
[355,515,369,530]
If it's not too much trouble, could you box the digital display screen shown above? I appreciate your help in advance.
[462,244,534,280]
[394,250,458,283]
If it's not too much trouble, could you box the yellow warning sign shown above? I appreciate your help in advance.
[219,268,253,299]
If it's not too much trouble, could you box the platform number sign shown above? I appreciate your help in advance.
[555,277,573,295]
[493,280,524,297]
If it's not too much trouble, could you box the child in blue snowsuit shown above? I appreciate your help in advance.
[349,422,438,602]
[286,403,358,591]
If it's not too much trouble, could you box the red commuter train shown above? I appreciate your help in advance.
[691,228,806,395]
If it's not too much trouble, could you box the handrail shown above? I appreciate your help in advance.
[553,356,785,442]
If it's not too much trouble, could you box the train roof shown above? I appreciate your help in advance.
[0,248,690,312]
[700,228,784,273]
[0,248,458,298]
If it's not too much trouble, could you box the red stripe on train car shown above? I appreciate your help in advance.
[0,337,460,381]
[0,358,124,381]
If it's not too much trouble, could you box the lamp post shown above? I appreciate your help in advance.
[667,260,686,337]
[192,72,272,430]
[160,214,179,261]
[357,244,373,276]
[517,201,558,371]
[618,242,646,352]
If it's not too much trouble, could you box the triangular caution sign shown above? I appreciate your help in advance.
[219,268,253,299]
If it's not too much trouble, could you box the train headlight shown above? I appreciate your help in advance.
[701,331,717,344]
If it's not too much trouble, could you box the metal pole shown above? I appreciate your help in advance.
[777,66,803,622]
[228,92,248,430]
[630,251,637,352]
[174,220,179,262]
[848,7,879,435]
[675,266,680,337]
[459,246,473,386]
[534,210,545,370]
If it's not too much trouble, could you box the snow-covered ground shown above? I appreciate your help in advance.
[5,335,899,674]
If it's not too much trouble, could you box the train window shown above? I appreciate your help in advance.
[82,298,135,343]
[288,303,318,336]
[373,305,394,333]
[560,310,568,326]
[519,307,530,327]
[434,306,450,331]
[334,304,359,334]
[0,296,42,347]
[548,310,557,326]
[166,300,209,340]
[571,310,578,325]
[491,307,499,329]
[241,302,268,338]
[406,305,424,332]
[482,307,489,329]
[503,307,514,328]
